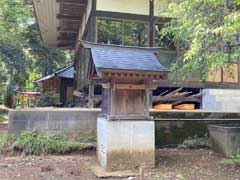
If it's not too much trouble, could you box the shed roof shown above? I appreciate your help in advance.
[35,64,74,83]
[91,48,168,75]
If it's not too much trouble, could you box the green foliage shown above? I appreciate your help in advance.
[0,132,15,153]
[12,130,84,155]
[0,132,9,152]
[0,1,73,108]
[37,91,60,107]
[0,112,8,123]
[231,152,240,161]
[161,0,240,80]
[223,151,240,165]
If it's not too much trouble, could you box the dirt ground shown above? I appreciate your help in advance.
[0,149,239,180]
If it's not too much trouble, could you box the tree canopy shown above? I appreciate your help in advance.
[161,0,240,80]
[0,0,72,107]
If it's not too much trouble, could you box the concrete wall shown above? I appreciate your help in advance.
[9,108,240,146]
[8,108,99,136]
[202,89,240,112]
[208,125,240,157]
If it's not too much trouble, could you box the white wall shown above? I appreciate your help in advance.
[96,0,150,15]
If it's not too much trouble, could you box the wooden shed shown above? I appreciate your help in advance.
[35,64,74,106]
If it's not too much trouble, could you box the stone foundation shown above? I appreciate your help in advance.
[202,89,240,112]
[97,117,155,171]
[208,124,240,157]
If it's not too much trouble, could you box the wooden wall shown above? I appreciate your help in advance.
[207,63,239,83]
[42,77,61,93]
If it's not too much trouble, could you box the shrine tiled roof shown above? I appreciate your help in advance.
[90,47,169,75]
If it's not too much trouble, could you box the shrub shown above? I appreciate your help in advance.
[13,130,48,155]
[37,91,60,107]
[0,132,9,152]
[0,132,15,153]
[231,152,240,162]
[12,130,84,155]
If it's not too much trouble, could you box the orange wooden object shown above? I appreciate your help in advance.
[153,104,173,110]
[174,104,195,110]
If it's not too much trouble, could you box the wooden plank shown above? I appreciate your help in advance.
[152,96,200,103]
[223,63,238,83]
[88,83,94,108]
[113,89,145,116]
[152,80,240,89]
[115,84,146,90]
[93,10,150,22]
[102,69,167,80]
[153,104,172,110]
[164,87,182,97]
[174,104,195,110]
[114,84,157,90]
[206,66,222,82]
[57,14,82,21]
[149,0,154,47]
[56,0,86,6]
[102,83,111,89]
[73,90,84,97]
[57,26,79,32]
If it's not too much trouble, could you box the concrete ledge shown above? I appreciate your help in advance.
[8,108,240,146]
[8,108,99,134]
[208,124,240,157]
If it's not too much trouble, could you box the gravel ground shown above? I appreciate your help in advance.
[0,149,239,180]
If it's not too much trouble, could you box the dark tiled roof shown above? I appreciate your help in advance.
[91,48,168,75]
[56,64,74,78]
[35,64,74,83]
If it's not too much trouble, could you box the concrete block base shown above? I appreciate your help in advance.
[97,117,155,171]
[208,124,240,157]
[202,89,240,112]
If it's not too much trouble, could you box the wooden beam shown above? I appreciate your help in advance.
[56,0,86,6]
[93,11,150,22]
[153,80,240,89]
[57,14,82,21]
[152,96,201,103]
[149,0,154,47]
[115,84,146,90]
[88,82,95,108]
[102,83,111,89]
[114,84,157,90]
[57,26,79,33]
[57,36,76,41]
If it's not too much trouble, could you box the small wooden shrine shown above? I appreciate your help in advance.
[35,64,74,106]
[20,91,40,109]
[84,41,169,171]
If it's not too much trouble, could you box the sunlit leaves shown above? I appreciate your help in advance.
[161,0,240,80]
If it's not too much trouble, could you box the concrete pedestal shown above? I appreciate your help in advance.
[97,117,155,171]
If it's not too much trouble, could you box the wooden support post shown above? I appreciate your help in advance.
[88,83,94,108]
[149,0,155,47]
[145,81,150,116]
